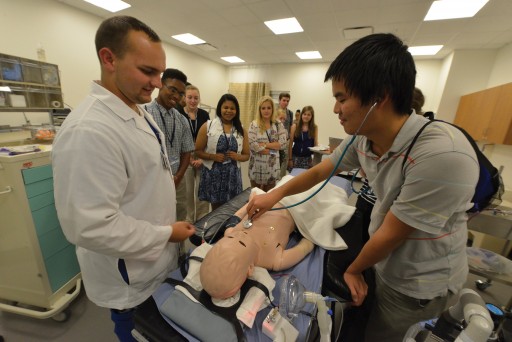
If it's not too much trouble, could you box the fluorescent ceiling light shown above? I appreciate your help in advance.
[83,0,131,13]
[172,33,206,45]
[221,56,245,64]
[408,45,443,56]
[296,51,322,60]
[264,17,303,35]
[0,86,12,92]
[424,0,489,21]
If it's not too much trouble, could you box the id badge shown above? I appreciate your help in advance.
[170,155,180,167]
[161,152,171,170]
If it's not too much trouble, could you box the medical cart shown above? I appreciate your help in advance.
[0,147,81,321]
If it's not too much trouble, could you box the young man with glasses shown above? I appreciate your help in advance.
[145,68,195,222]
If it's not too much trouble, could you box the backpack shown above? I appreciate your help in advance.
[402,119,504,213]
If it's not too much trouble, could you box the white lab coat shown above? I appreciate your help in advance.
[52,82,178,309]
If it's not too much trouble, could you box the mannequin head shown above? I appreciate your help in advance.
[200,230,259,299]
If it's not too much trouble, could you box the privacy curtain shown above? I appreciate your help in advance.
[228,82,270,128]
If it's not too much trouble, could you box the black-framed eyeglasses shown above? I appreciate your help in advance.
[163,84,185,98]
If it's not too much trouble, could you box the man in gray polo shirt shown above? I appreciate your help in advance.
[246,33,479,341]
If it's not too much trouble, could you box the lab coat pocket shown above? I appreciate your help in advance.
[121,247,176,290]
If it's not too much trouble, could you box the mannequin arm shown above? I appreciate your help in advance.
[272,239,314,271]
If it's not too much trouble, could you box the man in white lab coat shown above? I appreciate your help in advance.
[52,16,195,341]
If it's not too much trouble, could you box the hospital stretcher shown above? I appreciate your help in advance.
[132,173,374,342]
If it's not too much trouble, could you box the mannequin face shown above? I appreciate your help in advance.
[200,230,259,299]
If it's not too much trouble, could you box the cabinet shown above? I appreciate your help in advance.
[0,53,64,111]
[454,82,512,144]
[0,150,81,319]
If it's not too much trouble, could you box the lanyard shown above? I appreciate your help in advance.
[222,124,235,150]
[144,116,171,171]
[265,124,275,142]
[158,108,176,148]
[188,117,198,139]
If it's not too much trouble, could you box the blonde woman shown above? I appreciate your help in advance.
[182,85,210,222]
[248,96,287,191]
[288,106,318,170]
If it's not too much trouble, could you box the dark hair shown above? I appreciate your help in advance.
[412,87,425,114]
[295,106,317,139]
[95,16,160,59]
[279,93,291,100]
[324,33,416,115]
[162,68,188,84]
[216,94,244,137]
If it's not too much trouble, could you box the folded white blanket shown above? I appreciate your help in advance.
[177,243,275,328]
[253,175,355,250]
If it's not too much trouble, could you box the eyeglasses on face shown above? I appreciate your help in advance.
[163,84,185,98]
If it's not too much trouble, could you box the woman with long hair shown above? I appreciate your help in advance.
[248,96,287,191]
[195,94,249,210]
[288,106,318,170]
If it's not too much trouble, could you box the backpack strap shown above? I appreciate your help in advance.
[401,119,436,174]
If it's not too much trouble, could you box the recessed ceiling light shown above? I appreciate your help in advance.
[424,0,489,21]
[82,0,131,13]
[296,51,322,60]
[408,45,443,56]
[221,56,245,63]
[264,17,303,35]
[171,33,206,45]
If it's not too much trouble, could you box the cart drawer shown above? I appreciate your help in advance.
[22,164,52,185]
[45,244,80,293]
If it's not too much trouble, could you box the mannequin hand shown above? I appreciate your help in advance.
[169,222,196,242]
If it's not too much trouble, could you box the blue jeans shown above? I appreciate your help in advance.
[110,308,136,342]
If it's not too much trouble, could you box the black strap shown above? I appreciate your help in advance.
[401,119,436,174]
[179,255,204,279]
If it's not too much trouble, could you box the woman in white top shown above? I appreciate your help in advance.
[248,96,287,191]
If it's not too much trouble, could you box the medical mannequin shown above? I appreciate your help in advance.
[199,196,314,299]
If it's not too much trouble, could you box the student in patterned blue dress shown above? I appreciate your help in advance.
[195,94,250,210]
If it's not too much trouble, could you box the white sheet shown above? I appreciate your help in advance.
[253,175,355,250]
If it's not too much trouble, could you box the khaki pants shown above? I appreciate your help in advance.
[175,177,187,222]
[184,165,210,223]
[364,273,454,342]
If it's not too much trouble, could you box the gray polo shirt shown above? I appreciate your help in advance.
[329,114,478,299]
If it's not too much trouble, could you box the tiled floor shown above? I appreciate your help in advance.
[0,272,510,342]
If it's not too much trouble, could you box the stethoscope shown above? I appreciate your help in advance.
[243,101,379,227]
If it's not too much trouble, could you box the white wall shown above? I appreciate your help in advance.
[229,60,445,146]
[0,0,228,126]
[487,42,512,88]
[436,49,497,123]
